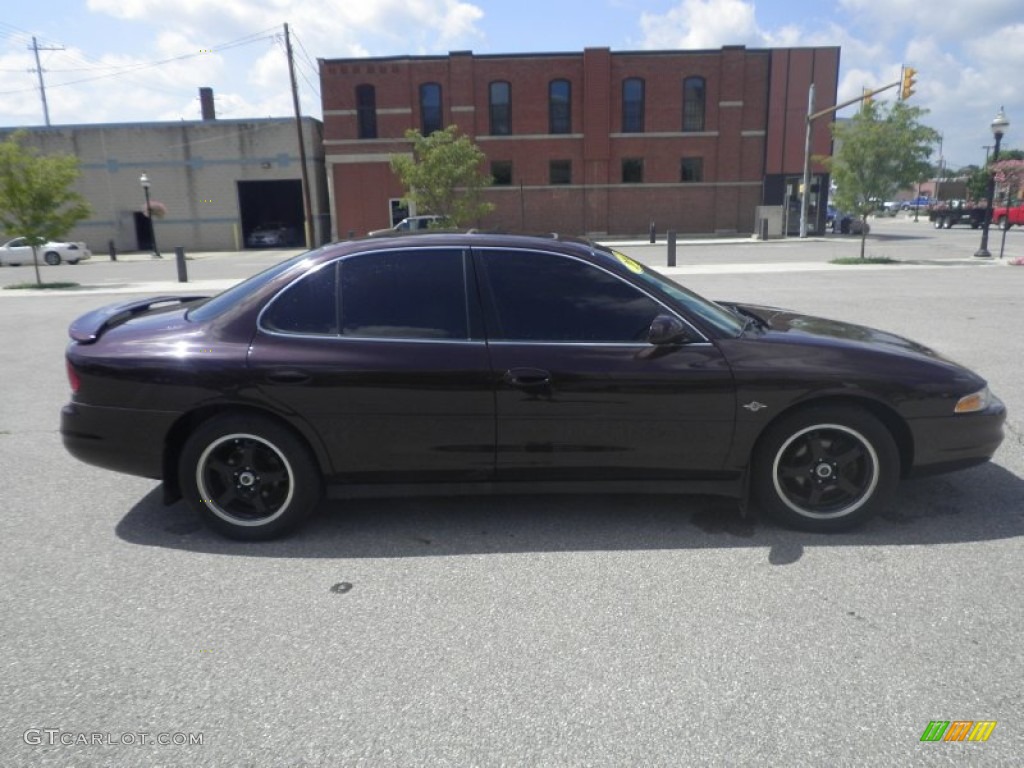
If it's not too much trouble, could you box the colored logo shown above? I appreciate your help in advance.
[920,721,996,742]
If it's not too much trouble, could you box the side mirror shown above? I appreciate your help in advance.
[647,314,696,345]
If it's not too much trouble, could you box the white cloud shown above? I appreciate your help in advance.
[837,0,1022,40]
[639,0,764,49]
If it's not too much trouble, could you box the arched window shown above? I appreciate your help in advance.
[622,77,645,133]
[549,79,571,134]
[419,83,443,135]
[489,81,511,136]
[683,76,706,132]
[355,84,377,139]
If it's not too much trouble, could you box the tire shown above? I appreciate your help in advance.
[997,216,1009,231]
[68,259,80,265]
[944,217,953,229]
[44,251,61,266]
[932,217,942,229]
[753,406,899,532]
[178,413,322,540]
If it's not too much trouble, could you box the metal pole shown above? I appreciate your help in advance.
[975,131,1002,258]
[799,84,815,239]
[143,184,161,258]
[667,230,677,266]
[284,23,315,249]
[174,246,188,282]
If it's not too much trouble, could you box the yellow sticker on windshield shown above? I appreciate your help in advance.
[613,250,645,274]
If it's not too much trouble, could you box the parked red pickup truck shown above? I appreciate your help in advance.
[992,203,1024,230]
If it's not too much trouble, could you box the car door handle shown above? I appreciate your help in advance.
[504,368,551,388]
[265,370,312,385]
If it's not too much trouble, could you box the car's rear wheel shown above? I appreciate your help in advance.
[178,414,322,540]
[753,406,898,532]
[44,251,61,266]
[997,216,1009,231]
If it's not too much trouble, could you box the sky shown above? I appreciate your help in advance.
[1,0,1022,169]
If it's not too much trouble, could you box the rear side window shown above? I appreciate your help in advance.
[478,249,664,342]
[262,262,338,335]
[340,249,470,339]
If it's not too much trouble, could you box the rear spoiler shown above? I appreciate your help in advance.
[68,295,208,343]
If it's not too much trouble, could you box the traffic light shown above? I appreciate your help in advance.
[901,67,917,100]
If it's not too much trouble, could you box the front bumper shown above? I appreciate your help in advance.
[907,398,1007,477]
[61,402,179,480]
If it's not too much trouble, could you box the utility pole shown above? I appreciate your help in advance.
[30,37,64,126]
[284,23,315,248]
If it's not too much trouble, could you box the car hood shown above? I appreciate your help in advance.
[723,302,954,362]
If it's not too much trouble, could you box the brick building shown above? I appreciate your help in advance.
[319,45,839,238]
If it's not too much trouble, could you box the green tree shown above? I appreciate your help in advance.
[390,126,494,228]
[0,131,90,286]
[825,101,939,257]
[966,149,1024,203]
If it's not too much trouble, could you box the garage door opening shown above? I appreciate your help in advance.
[238,179,306,248]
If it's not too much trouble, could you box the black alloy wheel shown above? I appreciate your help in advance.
[179,414,322,540]
[753,406,899,532]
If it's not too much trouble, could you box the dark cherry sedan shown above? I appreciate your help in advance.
[61,233,1006,539]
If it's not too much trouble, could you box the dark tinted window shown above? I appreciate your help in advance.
[489,81,511,136]
[622,158,643,183]
[622,77,644,133]
[188,251,314,323]
[420,83,443,135]
[491,160,512,185]
[681,157,704,182]
[683,76,706,132]
[549,160,571,185]
[263,262,338,335]
[340,249,469,339]
[549,79,571,134]
[479,250,663,342]
[356,84,377,139]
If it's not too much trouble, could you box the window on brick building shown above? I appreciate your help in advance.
[489,81,511,136]
[683,76,706,132]
[549,160,572,185]
[622,78,645,133]
[419,83,443,135]
[491,161,513,185]
[549,79,571,134]
[356,84,377,139]
[622,158,643,183]
[680,157,704,182]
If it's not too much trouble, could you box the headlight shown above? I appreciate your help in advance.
[955,387,991,414]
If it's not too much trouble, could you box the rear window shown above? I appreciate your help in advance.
[187,251,315,323]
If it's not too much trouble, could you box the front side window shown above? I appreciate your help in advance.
[478,250,663,342]
[419,83,443,135]
[489,81,511,136]
[340,249,469,339]
[683,76,706,132]
[622,77,645,133]
[549,79,571,134]
[356,84,377,139]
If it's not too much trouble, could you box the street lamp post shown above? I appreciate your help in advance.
[974,107,1010,258]
[139,171,162,259]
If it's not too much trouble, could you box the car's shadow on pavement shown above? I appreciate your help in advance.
[114,463,1024,566]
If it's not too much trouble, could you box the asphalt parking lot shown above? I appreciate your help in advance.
[1,216,1022,766]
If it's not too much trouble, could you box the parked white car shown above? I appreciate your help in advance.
[0,237,92,266]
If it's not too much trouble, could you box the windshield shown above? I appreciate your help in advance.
[186,250,320,323]
[607,249,745,337]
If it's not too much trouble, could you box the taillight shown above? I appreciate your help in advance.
[66,359,80,393]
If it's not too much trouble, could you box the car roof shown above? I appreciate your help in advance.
[336,231,603,259]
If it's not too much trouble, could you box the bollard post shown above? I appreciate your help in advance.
[348,230,355,240]
[174,246,188,283]
[108,239,117,262]
[649,220,656,244]
[667,230,677,267]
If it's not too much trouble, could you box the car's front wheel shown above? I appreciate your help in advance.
[178,414,322,540]
[753,406,898,532]
[44,251,61,266]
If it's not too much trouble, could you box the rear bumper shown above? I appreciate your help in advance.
[61,402,178,480]
[907,399,1007,477]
